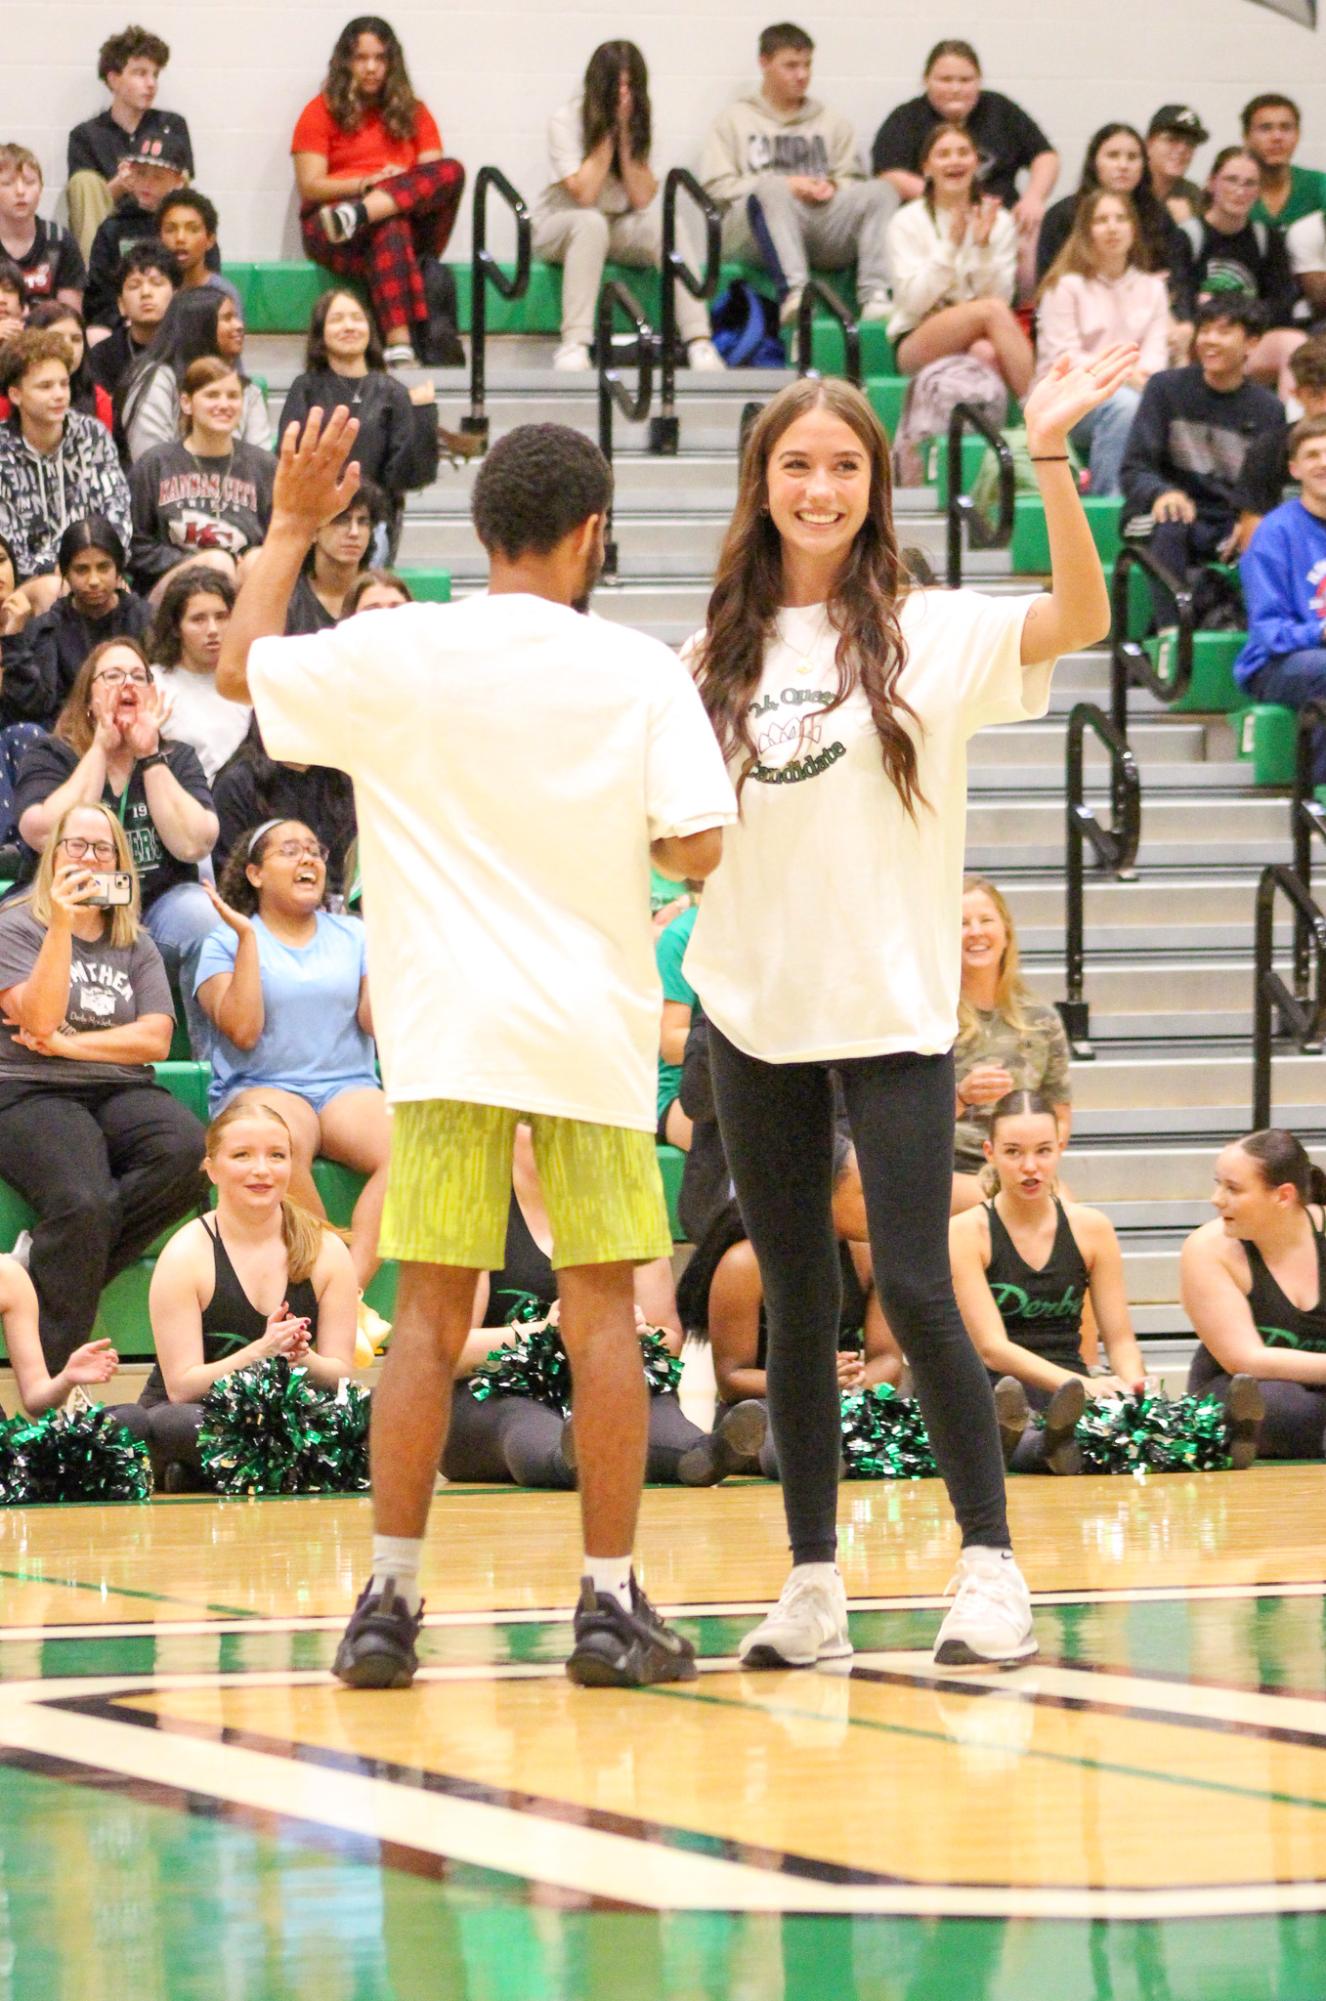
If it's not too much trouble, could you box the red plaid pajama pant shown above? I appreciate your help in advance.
[301,157,466,337]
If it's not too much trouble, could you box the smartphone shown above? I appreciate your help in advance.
[86,872,133,908]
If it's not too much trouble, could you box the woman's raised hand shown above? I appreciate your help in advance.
[201,879,253,937]
[1022,344,1140,454]
[123,680,171,760]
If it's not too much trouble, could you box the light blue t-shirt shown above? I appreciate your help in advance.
[195,911,377,1112]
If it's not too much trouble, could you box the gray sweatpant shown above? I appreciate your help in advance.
[531,203,713,348]
[722,173,896,299]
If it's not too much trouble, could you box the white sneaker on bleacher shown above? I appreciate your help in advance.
[553,342,592,372]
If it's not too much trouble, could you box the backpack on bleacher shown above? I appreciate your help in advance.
[708,281,788,370]
[892,353,1005,486]
[417,256,465,368]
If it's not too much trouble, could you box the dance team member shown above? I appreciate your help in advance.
[1182,1129,1326,1460]
[685,346,1135,1668]
[217,408,735,1689]
[143,1099,357,1481]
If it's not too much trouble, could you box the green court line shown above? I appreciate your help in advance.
[646,1681,1326,1818]
[0,1567,258,1621]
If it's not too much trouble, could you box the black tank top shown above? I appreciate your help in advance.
[1245,1215,1326,1354]
[483,1193,555,1326]
[141,1217,320,1405]
[985,1198,1090,1374]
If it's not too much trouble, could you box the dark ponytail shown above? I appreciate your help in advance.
[1239,1128,1326,1206]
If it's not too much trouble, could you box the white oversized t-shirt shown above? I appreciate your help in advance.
[247,595,736,1129]
[685,588,1054,1062]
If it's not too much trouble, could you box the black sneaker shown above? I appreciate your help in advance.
[332,1578,424,1689]
[993,1376,1031,1468]
[676,1399,768,1485]
[565,1574,697,1688]
[1224,1373,1264,1470]
[1043,1377,1086,1476]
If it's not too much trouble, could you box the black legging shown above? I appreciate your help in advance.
[709,1028,1010,1565]
[1189,1347,1326,1459]
[443,1383,707,1487]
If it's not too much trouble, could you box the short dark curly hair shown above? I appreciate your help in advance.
[1194,295,1266,337]
[470,424,612,560]
[98,24,170,83]
[159,189,219,239]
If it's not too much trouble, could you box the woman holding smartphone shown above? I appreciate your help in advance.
[0,801,205,1375]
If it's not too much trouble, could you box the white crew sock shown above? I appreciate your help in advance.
[371,1535,423,1614]
[583,1555,633,1610]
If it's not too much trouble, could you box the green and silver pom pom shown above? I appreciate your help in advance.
[1073,1389,1232,1475]
[840,1382,937,1481]
[470,1310,682,1414]
[0,1406,153,1505]
[198,1357,372,1496]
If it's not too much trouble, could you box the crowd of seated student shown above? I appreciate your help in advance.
[1234,413,1326,780]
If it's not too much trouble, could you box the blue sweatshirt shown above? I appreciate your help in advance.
[1235,499,1326,687]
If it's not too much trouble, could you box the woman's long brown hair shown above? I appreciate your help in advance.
[324,16,418,141]
[693,377,924,814]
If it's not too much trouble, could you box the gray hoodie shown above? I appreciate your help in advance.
[699,90,863,213]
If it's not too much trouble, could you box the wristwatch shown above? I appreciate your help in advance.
[137,750,166,772]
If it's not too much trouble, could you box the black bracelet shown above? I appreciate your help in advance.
[137,751,166,771]
[1030,454,1070,463]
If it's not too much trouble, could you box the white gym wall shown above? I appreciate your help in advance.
[2,0,1321,260]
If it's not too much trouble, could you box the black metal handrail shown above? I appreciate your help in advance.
[649,168,720,457]
[794,279,861,387]
[1057,701,1141,1061]
[945,403,1015,589]
[1252,862,1326,1128]
[1109,543,1194,739]
[1290,700,1326,998]
[597,280,655,581]
[461,166,532,450]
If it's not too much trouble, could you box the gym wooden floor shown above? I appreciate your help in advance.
[2,1468,1325,2000]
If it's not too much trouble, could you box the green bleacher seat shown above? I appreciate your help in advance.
[656,1143,685,1242]
[308,1159,397,1320]
[1142,629,1246,713]
[928,432,987,507]
[865,375,906,437]
[397,568,452,603]
[1236,702,1296,784]
[1012,495,1123,573]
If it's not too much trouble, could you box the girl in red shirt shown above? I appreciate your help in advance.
[291,16,464,365]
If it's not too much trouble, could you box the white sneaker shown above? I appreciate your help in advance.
[553,342,592,372]
[933,1547,1037,1667]
[686,337,725,372]
[739,1566,852,1669]
[382,342,416,367]
[858,290,891,322]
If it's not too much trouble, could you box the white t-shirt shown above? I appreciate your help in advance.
[537,94,633,219]
[247,594,736,1129]
[1287,209,1326,277]
[153,665,251,781]
[684,588,1053,1063]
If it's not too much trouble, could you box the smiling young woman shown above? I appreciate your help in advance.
[684,349,1135,1672]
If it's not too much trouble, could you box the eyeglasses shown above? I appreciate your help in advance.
[59,837,117,862]
[93,668,151,688]
[271,840,330,863]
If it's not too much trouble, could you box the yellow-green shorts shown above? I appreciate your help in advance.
[379,1099,673,1271]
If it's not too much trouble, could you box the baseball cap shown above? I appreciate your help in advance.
[1148,105,1210,145]
[123,127,190,174]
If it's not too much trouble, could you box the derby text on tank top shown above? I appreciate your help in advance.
[1246,1215,1326,1353]
[141,1216,321,1405]
[985,1198,1090,1374]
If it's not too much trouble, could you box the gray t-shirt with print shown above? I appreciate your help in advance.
[953,998,1072,1171]
[0,905,175,1085]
